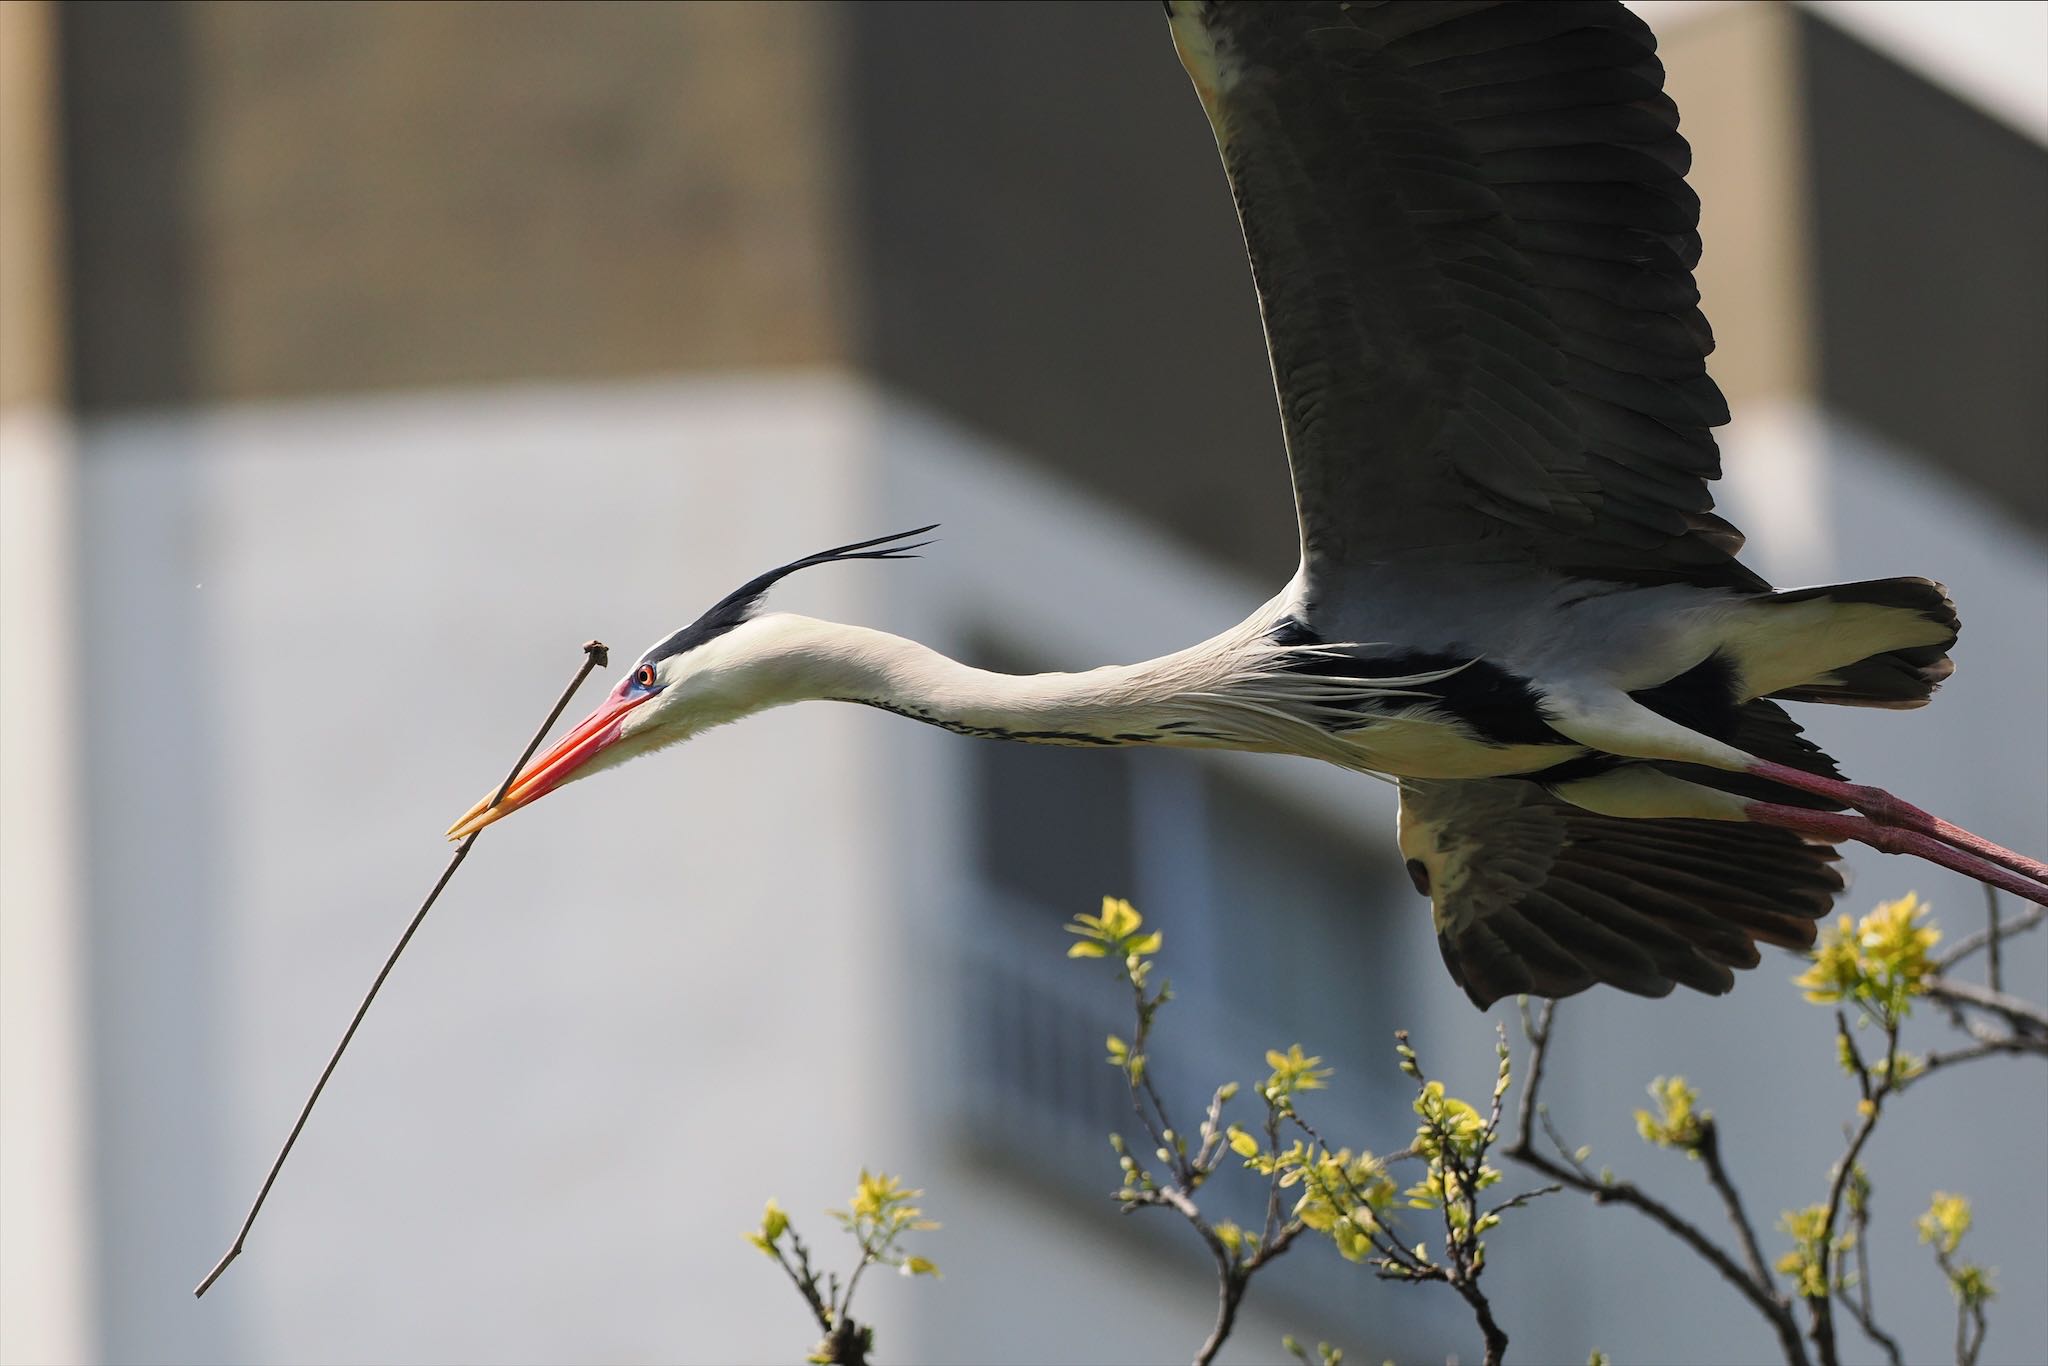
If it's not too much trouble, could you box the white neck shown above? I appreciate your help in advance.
[723,612,1274,747]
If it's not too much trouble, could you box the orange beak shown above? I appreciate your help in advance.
[445,684,658,840]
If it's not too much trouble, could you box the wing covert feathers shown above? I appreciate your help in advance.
[1400,778,1842,1008]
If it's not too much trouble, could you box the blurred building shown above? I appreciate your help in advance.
[3,3,2042,1364]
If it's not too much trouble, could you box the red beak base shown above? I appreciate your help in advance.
[445,683,654,840]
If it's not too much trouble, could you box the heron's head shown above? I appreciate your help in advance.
[444,525,934,840]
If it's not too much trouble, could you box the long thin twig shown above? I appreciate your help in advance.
[1697,1120,1776,1298]
[1922,976,2048,1038]
[1508,1001,1812,1366]
[1835,1181,1904,1366]
[1804,1010,1904,1366]
[1103,954,1310,1366]
[194,640,610,1298]
[1920,1036,2038,1073]
[1932,1244,1991,1366]
[1833,1288,1904,1366]
[1936,897,2042,973]
[1983,887,2004,996]
[1808,1107,1878,1366]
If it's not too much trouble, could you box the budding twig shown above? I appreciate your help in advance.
[193,640,610,1298]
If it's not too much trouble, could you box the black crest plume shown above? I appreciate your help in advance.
[640,525,938,665]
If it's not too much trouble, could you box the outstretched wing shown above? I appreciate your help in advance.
[1168,1,1764,592]
[1397,778,1841,1008]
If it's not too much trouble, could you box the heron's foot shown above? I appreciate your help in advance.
[1747,761,2048,886]
[1747,803,2048,906]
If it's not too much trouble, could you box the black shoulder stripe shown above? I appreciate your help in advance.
[1270,624,1572,749]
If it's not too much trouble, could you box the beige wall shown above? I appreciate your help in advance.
[64,1,851,408]
[1659,3,1817,408]
[1,0,63,408]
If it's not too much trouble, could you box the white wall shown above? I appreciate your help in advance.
[1,407,95,1366]
[71,378,897,1363]
[60,375,1346,1364]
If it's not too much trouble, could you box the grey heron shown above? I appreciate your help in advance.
[449,1,2048,1007]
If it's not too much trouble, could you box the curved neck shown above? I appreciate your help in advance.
[742,614,1236,746]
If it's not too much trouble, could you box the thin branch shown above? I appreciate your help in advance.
[1920,1035,2041,1074]
[1509,1141,1807,1361]
[1111,966,1301,1366]
[1510,999,1812,1366]
[1193,1268,1246,1366]
[1457,1280,1510,1366]
[1697,1119,1777,1296]
[1482,1183,1562,1222]
[1922,976,2048,1037]
[1513,998,1555,1155]
[1122,1181,1246,1366]
[1834,1186,1904,1366]
[1395,1027,1516,1364]
[1806,1014,1898,1366]
[194,641,610,1298]
[838,1235,879,1327]
[1984,886,2004,996]
[773,1228,835,1336]
[1936,898,2042,973]
[1258,1105,1285,1251]
[1833,1291,1904,1366]
[1119,972,1184,1181]
[1930,994,2039,1055]
[1187,1218,1310,1366]
[1933,1245,1990,1366]
[1190,1083,1232,1177]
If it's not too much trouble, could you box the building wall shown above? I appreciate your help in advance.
[0,3,94,1364]
[57,1,853,412]
[59,375,1426,1363]
[50,371,2046,1366]
[7,4,2045,1364]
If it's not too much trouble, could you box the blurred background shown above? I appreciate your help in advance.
[2,2,2043,1362]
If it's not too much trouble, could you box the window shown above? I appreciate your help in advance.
[953,636,1414,1272]
[1200,769,1414,1108]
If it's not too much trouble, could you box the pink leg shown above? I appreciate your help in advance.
[1749,801,2048,906]
[1748,760,2048,886]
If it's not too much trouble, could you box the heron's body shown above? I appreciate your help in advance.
[454,1,2048,1006]
[680,560,1954,790]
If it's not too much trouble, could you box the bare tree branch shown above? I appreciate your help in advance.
[1922,976,2048,1038]
[1834,1181,1904,1366]
[1936,897,2042,974]
[1697,1120,1776,1298]
[1509,1001,1812,1366]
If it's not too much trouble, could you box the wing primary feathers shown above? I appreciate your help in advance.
[1171,1,1754,591]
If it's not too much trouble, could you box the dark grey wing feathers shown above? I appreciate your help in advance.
[1399,777,1840,1008]
[1169,1,1766,591]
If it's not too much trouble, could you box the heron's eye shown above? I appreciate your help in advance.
[634,664,657,690]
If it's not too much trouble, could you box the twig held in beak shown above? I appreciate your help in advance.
[194,640,611,1298]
